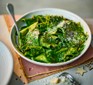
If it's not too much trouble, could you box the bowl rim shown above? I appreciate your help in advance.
[10,8,92,66]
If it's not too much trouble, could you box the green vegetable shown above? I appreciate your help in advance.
[18,15,88,63]
[20,22,38,35]
[35,54,49,63]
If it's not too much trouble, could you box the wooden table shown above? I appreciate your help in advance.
[0,15,93,85]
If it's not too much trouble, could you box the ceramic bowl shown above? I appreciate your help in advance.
[10,8,91,66]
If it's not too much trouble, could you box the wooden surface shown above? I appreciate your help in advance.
[1,15,93,84]
[0,15,28,84]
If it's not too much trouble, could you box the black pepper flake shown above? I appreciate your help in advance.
[23,82,25,84]
[29,68,32,71]
[15,78,18,80]
[19,76,21,78]
[18,57,21,60]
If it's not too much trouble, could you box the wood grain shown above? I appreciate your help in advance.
[3,15,28,84]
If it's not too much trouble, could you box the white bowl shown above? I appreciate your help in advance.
[10,8,91,66]
[0,41,13,85]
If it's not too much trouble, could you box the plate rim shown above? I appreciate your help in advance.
[0,41,13,85]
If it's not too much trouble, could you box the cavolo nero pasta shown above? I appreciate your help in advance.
[18,15,88,63]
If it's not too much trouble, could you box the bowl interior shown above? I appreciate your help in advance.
[10,8,91,66]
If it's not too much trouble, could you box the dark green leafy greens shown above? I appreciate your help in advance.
[18,15,88,63]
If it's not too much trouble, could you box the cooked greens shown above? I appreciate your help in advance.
[18,15,88,63]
